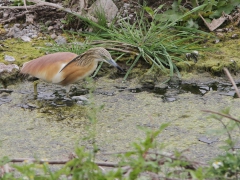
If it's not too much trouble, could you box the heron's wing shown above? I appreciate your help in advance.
[21,52,77,83]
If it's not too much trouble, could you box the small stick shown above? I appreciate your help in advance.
[223,67,240,98]
[10,158,121,167]
[202,110,240,123]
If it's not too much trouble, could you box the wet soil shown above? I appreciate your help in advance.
[1,73,240,164]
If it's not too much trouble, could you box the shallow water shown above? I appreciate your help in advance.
[1,76,240,164]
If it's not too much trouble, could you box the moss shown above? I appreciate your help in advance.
[174,30,240,75]
[38,103,88,122]
[0,38,52,66]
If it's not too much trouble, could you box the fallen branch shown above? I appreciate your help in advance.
[0,11,31,24]
[223,67,240,98]
[202,110,240,123]
[0,0,96,23]
[10,158,121,167]
[0,5,38,9]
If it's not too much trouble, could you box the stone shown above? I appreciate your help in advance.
[0,63,19,88]
[0,63,19,73]
[48,26,54,31]
[50,33,57,39]
[6,24,20,37]
[45,20,52,26]
[72,96,89,102]
[3,24,9,29]
[21,36,31,42]
[45,42,53,47]
[55,36,67,45]
[88,0,118,22]
[4,55,15,62]
[31,34,38,38]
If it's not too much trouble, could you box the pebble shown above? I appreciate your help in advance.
[50,33,57,39]
[231,34,238,39]
[48,26,54,31]
[21,36,31,42]
[55,36,67,45]
[3,24,8,29]
[4,55,15,62]
[45,42,53,47]
[0,63,19,73]
[72,96,89,102]
[45,20,52,26]
[6,23,38,39]
[31,34,38,38]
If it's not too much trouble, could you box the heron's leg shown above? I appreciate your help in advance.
[65,85,71,98]
[33,80,40,97]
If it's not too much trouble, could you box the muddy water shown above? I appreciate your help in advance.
[1,76,240,164]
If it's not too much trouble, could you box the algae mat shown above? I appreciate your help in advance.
[0,78,240,163]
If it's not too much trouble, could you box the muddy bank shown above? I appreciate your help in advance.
[1,74,240,164]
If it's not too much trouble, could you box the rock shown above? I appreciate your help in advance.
[3,24,9,29]
[231,34,238,39]
[0,63,19,73]
[72,96,89,102]
[45,42,53,47]
[3,10,9,18]
[55,36,67,45]
[0,63,19,88]
[6,23,38,39]
[71,41,84,46]
[21,36,31,42]
[123,3,130,8]
[31,34,38,39]
[50,33,57,39]
[6,24,21,37]
[4,55,15,62]
[48,26,54,31]
[88,0,118,22]
[72,95,89,105]
[45,20,52,26]
[26,13,35,24]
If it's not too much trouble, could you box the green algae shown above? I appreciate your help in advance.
[0,38,51,66]
[1,77,240,163]
[176,32,240,75]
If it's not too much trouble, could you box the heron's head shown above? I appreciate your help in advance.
[90,47,123,71]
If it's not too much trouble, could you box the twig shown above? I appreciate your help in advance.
[10,158,122,167]
[202,110,240,123]
[223,67,240,98]
[11,158,68,164]
[0,0,96,23]
[0,11,30,24]
[0,5,38,9]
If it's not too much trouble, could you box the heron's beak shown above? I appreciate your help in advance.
[107,59,124,72]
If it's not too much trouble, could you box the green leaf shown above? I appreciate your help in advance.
[144,6,154,17]
[0,156,10,166]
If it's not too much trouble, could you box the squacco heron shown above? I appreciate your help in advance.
[20,47,123,96]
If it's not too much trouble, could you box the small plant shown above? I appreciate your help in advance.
[203,108,240,179]
[154,0,240,28]
[10,0,34,6]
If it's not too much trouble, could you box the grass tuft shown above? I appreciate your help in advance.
[48,4,211,79]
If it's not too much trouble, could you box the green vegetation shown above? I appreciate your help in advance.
[10,0,34,6]
[1,1,240,179]
[0,38,48,66]
[154,0,240,28]
[47,4,211,81]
